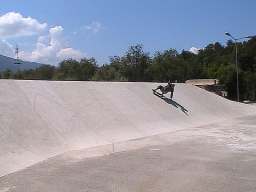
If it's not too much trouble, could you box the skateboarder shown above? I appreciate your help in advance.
[153,80,175,99]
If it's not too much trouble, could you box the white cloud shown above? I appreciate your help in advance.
[0,12,85,65]
[189,47,200,54]
[84,21,102,33]
[57,48,83,61]
[0,40,14,57]
[20,26,84,65]
[0,12,47,38]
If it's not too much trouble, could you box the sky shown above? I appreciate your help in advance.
[0,0,256,65]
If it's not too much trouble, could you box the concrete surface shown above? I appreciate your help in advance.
[0,80,256,191]
[1,121,256,192]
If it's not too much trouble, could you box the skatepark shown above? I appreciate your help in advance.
[1,80,256,191]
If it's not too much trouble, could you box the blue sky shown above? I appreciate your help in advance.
[0,0,256,65]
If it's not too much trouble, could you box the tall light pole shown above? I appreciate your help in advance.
[225,32,254,102]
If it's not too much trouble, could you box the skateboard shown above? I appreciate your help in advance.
[152,89,163,98]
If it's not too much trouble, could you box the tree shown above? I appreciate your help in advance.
[2,70,12,79]
[56,59,81,80]
[34,65,55,80]
[80,58,97,80]
[122,44,151,81]
[149,49,185,82]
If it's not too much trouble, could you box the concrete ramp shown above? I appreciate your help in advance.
[0,80,255,176]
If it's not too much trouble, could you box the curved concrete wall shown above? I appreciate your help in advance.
[0,80,255,176]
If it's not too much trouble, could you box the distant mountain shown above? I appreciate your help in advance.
[0,55,43,72]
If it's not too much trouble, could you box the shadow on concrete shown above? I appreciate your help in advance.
[162,97,189,115]
[153,91,189,115]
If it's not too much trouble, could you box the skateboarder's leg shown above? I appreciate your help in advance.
[170,91,173,99]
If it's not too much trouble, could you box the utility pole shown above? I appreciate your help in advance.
[14,45,21,65]
[225,32,255,102]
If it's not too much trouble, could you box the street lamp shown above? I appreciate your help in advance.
[225,32,254,102]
